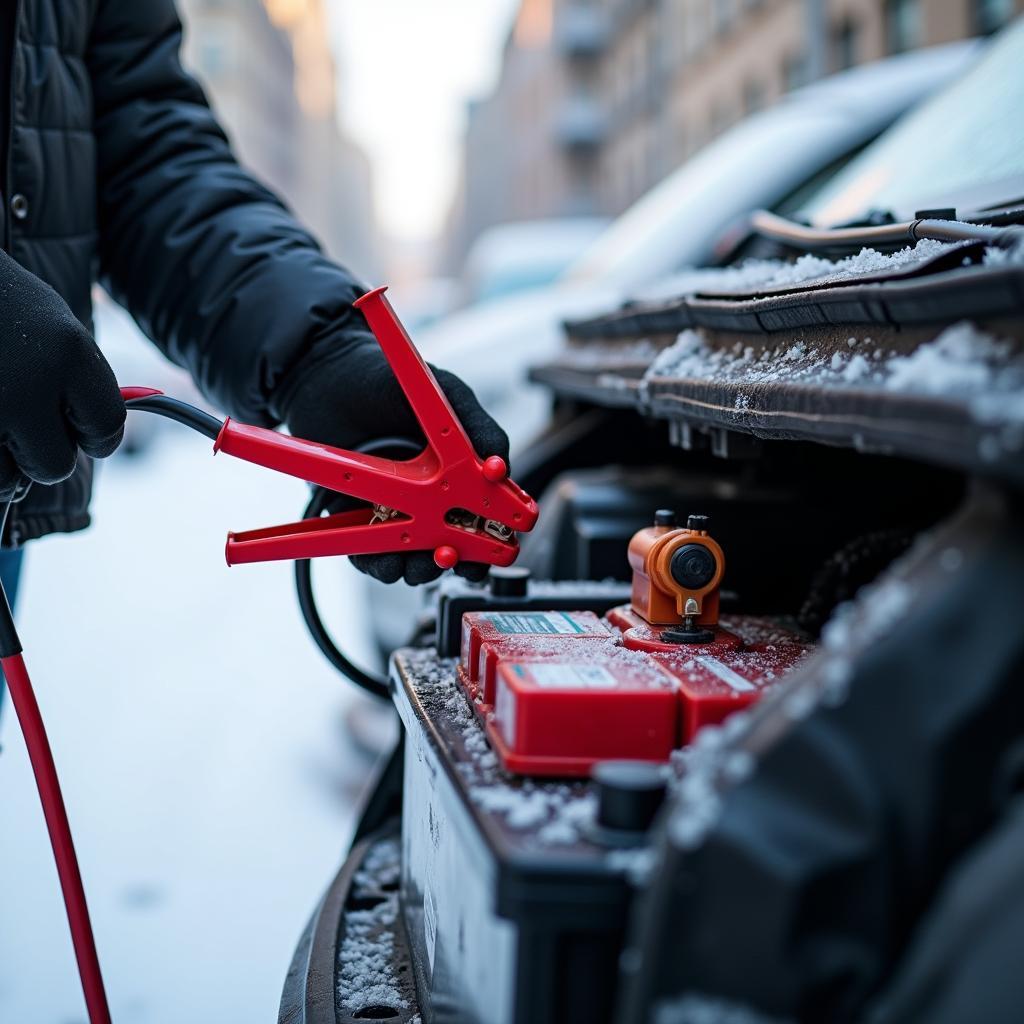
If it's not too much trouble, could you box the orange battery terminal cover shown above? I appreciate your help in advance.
[627,521,725,626]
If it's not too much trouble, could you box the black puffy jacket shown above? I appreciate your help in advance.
[2,0,367,545]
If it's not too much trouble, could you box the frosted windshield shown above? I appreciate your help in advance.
[803,20,1024,224]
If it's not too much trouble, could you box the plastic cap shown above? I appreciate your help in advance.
[433,545,459,570]
[670,544,717,590]
[654,509,677,527]
[482,455,508,482]
[686,514,710,531]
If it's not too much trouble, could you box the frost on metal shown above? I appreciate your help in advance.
[436,575,628,600]
[653,992,792,1024]
[666,571,915,853]
[353,836,401,894]
[400,650,600,849]
[643,321,1024,436]
[635,238,955,302]
[338,838,409,1014]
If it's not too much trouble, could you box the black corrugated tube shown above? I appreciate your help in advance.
[749,209,1024,254]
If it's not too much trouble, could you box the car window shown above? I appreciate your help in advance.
[803,20,1024,224]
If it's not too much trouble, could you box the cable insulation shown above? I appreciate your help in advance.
[0,490,112,1024]
[123,394,223,440]
[749,209,1024,253]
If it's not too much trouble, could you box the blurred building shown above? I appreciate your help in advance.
[446,0,1020,267]
[444,0,610,270]
[178,0,380,281]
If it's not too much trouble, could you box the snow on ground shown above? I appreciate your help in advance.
[0,431,381,1023]
[653,992,791,1024]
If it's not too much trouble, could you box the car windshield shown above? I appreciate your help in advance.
[802,19,1024,225]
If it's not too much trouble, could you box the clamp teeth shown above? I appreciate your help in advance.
[445,508,515,542]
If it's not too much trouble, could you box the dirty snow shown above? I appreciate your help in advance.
[984,238,1024,267]
[338,835,410,1014]
[353,836,401,894]
[883,321,1016,395]
[337,892,408,1013]
[605,845,659,886]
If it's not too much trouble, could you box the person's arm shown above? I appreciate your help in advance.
[87,1,508,585]
[87,0,364,426]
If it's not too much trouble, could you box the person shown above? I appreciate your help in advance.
[0,4,508,643]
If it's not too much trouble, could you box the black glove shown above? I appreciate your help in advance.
[0,252,125,501]
[276,334,510,586]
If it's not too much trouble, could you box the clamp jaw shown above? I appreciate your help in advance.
[627,511,724,642]
[124,286,538,571]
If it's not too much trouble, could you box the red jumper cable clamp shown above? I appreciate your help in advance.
[125,286,538,571]
[213,286,536,570]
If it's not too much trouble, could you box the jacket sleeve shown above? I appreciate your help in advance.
[87,0,368,424]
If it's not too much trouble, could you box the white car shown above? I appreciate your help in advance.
[417,41,979,454]
[460,218,610,308]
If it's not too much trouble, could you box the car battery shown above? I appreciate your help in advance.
[487,647,680,776]
[387,512,816,1023]
[392,648,660,1024]
[607,606,811,742]
[459,609,613,705]
[458,604,810,778]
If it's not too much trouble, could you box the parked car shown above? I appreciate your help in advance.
[459,217,609,308]
[417,41,979,452]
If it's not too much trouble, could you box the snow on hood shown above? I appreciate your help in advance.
[632,238,958,303]
[644,321,1022,408]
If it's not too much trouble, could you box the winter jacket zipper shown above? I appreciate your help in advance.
[3,0,20,255]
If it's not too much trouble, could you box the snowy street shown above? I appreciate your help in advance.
[0,428,385,1022]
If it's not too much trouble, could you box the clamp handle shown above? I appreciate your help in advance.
[354,286,507,481]
[121,287,538,571]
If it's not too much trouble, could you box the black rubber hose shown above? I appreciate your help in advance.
[749,209,1024,254]
[294,554,388,700]
[124,395,223,440]
[124,395,408,700]
[292,437,422,700]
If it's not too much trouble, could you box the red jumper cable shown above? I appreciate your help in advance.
[0,285,536,1022]
[0,490,112,1024]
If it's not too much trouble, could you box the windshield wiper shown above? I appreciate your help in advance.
[748,209,1023,255]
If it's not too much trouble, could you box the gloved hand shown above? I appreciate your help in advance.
[0,251,125,501]
[277,334,510,585]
